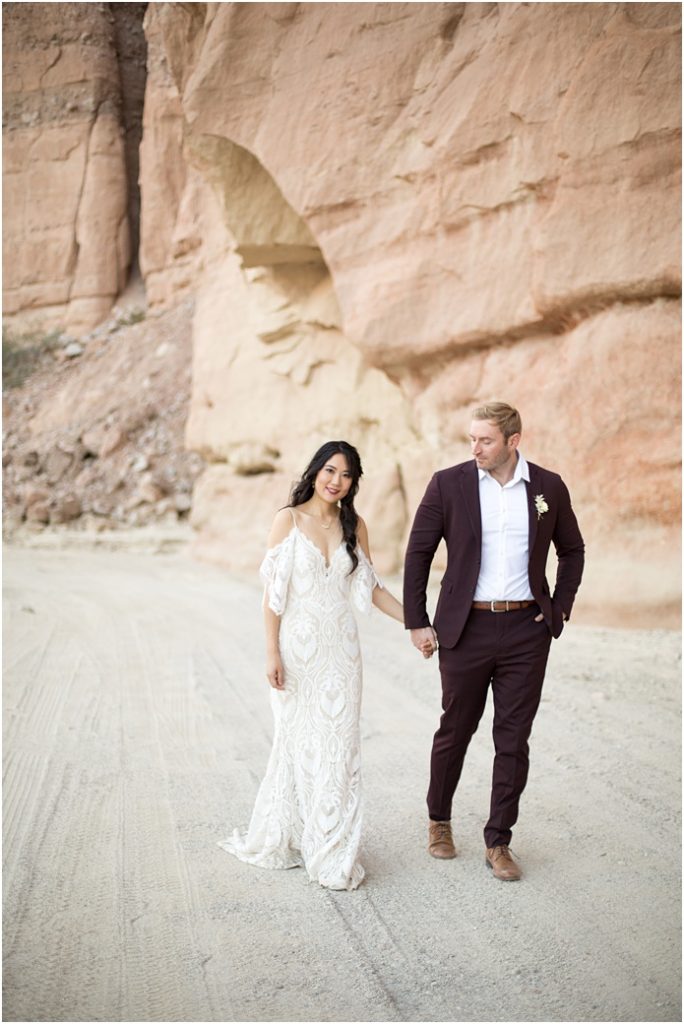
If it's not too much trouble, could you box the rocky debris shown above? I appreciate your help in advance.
[99,305,147,337]
[2,300,204,538]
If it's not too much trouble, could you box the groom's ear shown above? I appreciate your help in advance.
[508,432,521,450]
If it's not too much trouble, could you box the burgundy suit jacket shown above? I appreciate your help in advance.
[403,459,585,647]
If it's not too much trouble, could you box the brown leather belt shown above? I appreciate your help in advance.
[472,600,537,612]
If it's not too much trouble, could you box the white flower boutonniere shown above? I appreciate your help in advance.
[534,494,549,520]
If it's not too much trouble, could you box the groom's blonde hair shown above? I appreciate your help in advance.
[472,402,522,440]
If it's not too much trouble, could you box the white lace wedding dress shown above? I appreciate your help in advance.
[218,524,382,891]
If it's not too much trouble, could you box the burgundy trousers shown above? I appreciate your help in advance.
[427,605,552,848]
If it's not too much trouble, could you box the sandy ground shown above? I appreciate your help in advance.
[3,542,681,1023]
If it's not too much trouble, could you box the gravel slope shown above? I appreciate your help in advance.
[3,543,681,1022]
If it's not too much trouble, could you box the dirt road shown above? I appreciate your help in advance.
[3,544,681,1022]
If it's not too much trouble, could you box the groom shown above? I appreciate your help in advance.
[403,403,584,880]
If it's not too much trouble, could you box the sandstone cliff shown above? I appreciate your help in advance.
[3,2,681,625]
[3,2,146,334]
[142,2,681,620]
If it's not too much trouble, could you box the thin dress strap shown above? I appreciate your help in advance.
[288,506,297,529]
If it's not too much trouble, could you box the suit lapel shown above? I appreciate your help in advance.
[461,461,482,548]
[525,465,539,554]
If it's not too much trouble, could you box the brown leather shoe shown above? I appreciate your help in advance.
[428,820,457,859]
[485,844,522,881]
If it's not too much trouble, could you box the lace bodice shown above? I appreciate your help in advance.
[260,526,383,618]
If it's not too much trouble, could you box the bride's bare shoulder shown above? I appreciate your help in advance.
[267,506,295,548]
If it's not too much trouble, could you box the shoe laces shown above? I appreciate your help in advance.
[432,821,452,837]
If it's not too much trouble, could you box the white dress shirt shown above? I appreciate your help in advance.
[473,452,534,601]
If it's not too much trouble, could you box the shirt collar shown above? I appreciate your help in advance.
[478,451,530,484]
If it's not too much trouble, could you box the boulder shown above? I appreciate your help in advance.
[44,446,72,484]
[137,479,164,505]
[23,485,50,509]
[51,494,82,523]
[82,425,126,459]
[174,492,192,515]
[25,501,50,524]
[91,497,113,517]
[19,447,40,468]
[100,425,129,458]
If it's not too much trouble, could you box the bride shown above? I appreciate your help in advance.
[218,440,434,890]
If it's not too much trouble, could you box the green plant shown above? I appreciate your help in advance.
[2,327,63,390]
[117,308,146,327]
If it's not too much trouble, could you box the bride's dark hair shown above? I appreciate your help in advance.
[289,440,363,573]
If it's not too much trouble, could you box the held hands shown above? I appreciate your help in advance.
[411,626,438,660]
[266,651,286,690]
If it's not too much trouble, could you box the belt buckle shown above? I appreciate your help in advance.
[490,600,508,613]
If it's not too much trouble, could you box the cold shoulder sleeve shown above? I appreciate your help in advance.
[259,530,296,616]
[350,546,384,616]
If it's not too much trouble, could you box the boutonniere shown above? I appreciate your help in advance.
[534,494,549,520]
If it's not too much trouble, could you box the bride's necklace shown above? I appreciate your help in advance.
[308,508,338,530]
[313,515,334,530]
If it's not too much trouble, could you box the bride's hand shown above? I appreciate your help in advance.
[266,652,286,690]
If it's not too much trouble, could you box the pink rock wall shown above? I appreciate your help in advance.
[141,2,680,623]
[2,3,134,334]
[3,2,680,625]
[138,8,207,308]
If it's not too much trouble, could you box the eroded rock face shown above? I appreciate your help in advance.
[2,3,142,335]
[140,2,680,620]
[4,2,680,624]
[137,7,208,308]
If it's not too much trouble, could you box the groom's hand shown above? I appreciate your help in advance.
[411,627,438,658]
